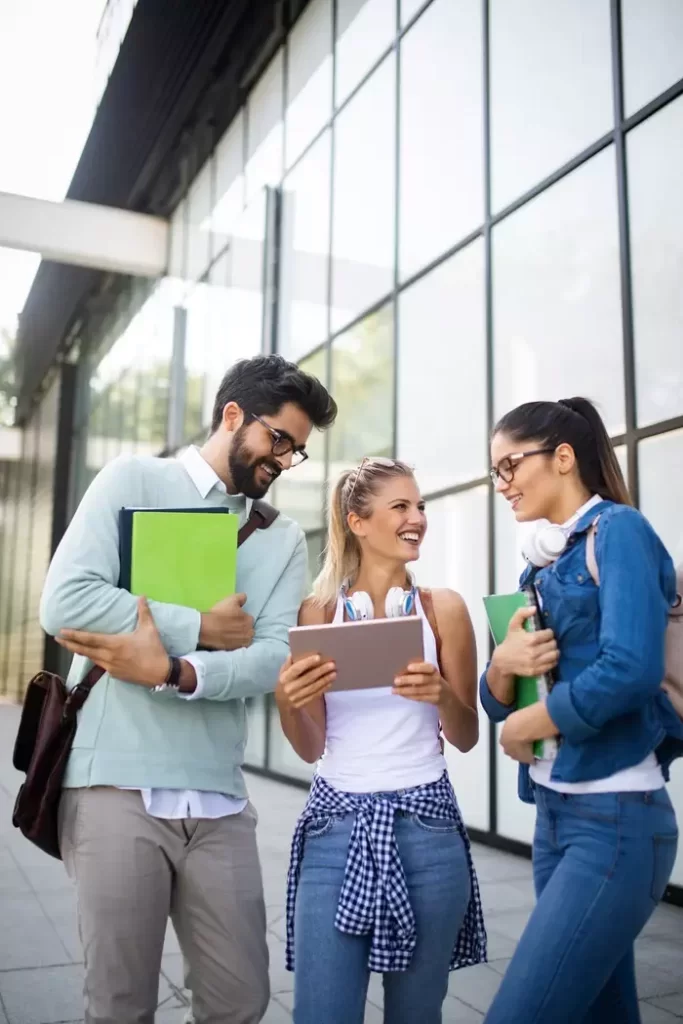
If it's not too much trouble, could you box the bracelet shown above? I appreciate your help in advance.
[151,656,182,693]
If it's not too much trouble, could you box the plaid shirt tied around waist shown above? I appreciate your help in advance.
[285,771,487,973]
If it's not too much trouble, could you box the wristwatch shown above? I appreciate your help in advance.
[151,656,183,693]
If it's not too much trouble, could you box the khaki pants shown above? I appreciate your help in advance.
[59,787,269,1024]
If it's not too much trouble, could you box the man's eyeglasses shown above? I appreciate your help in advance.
[489,448,555,485]
[249,412,308,467]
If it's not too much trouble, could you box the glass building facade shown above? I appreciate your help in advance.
[1,0,682,890]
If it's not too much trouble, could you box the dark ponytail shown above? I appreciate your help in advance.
[493,397,632,506]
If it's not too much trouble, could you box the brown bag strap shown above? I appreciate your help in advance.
[63,664,106,719]
[418,587,442,665]
[237,499,280,547]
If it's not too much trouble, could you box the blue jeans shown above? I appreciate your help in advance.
[484,786,678,1024]
[293,809,471,1024]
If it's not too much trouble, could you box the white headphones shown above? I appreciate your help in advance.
[342,584,417,621]
[521,511,585,568]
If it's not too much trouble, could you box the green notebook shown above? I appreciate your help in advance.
[128,510,239,611]
[483,589,558,760]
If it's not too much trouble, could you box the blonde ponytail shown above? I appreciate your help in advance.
[312,471,361,608]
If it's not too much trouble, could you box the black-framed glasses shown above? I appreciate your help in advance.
[489,448,555,485]
[248,412,309,467]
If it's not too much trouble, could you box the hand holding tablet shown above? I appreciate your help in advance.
[289,616,424,692]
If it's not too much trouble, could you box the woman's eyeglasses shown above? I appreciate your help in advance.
[347,456,396,503]
[489,448,555,485]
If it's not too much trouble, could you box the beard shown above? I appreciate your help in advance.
[228,427,282,499]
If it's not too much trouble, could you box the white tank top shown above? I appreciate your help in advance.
[316,591,448,793]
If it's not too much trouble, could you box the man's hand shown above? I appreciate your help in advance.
[199,593,254,651]
[56,597,170,687]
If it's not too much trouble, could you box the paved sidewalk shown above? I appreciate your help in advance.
[0,704,682,1023]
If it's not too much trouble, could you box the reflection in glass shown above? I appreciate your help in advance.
[273,349,328,532]
[186,161,213,281]
[268,695,316,780]
[398,240,486,493]
[400,0,428,27]
[639,429,683,565]
[331,55,395,333]
[245,51,284,202]
[279,132,331,362]
[201,252,233,430]
[306,532,324,590]
[213,113,245,257]
[168,200,186,279]
[412,486,490,831]
[329,303,394,475]
[490,0,613,211]
[286,0,333,169]
[621,0,683,116]
[335,0,395,108]
[627,98,683,427]
[493,149,625,435]
[184,283,210,441]
[399,0,483,280]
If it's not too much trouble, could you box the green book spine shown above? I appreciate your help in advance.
[482,590,559,760]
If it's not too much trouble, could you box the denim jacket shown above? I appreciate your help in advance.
[480,500,683,803]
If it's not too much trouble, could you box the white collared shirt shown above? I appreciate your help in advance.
[126,446,248,820]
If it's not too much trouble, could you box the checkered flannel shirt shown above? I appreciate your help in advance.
[285,771,487,973]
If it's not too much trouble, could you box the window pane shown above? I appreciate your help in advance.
[490,0,613,211]
[335,0,396,108]
[329,303,394,474]
[244,696,267,768]
[628,97,683,427]
[639,429,683,565]
[184,282,210,440]
[286,0,333,169]
[213,113,245,255]
[622,0,683,116]
[273,349,328,532]
[268,696,316,780]
[186,160,213,281]
[279,132,331,362]
[306,532,324,590]
[331,55,395,333]
[168,200,186,279]
[397,240,486,493]
[400,0,428,27]
[412,486,490,831]
[245,51,284,202]
[399,0,483,280]
[493,149,625,435]
[201,253,235,429]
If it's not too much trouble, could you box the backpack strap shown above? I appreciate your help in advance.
[585,515,602,585]
[417,587,442,666]
[237,499,279,547]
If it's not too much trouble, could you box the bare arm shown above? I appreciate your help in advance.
[433,589,479,753]
[274,598,332,763]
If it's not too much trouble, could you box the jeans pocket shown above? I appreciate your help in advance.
[304,815,334,839]
[651,833,678,902]
[413,814,459,834]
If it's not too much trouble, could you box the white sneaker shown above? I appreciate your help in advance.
[182,1010,194,1024]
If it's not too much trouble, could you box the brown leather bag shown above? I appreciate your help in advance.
[12,499,279,860]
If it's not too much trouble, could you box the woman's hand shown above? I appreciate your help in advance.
[276,654,336,711]
[493,605,559,678]
[500,703,560,763]
[56,597,170,687]
[393,662,447,705]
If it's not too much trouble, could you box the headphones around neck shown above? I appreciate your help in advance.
[521,510,586,568]
[342,584,417,621]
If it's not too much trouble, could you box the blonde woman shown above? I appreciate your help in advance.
[276,458,487,1024]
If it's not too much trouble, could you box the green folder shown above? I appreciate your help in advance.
[127,510,239,611]
[483,590,558,760]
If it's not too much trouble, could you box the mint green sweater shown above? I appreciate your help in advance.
[39,453,307,796]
